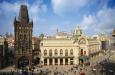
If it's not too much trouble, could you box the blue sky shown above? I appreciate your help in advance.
[0,0,115,36]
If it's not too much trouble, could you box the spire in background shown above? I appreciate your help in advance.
[56,28,59,33]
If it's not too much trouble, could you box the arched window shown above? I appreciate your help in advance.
[44,49,47,56]
[78,38,86,44]
[70,49,73,55]
[60,49,63,56]
[55,49,58,56]
[41,43,43,46]
[65,49,68,56]
[49,49,52,56]
[84,51,86,55]
[81,49,83,55]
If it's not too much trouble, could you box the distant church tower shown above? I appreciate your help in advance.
[14,5,33,68]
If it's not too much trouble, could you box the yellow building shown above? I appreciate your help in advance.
[76,36,101,64]
[40,26,101,65]
[40,38,79,65]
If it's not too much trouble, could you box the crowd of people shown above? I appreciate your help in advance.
[33,65,87,75]
[0,51,115,75]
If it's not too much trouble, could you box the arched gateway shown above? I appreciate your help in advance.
[18,56,29,68]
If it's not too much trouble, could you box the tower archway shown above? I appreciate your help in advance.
[18,56,29,69]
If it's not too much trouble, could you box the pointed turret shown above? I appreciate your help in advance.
[18,5,29,24]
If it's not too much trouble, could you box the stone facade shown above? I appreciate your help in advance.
[40,26,101,65]
[40,38,79,65]
[0,35,8,69]
[109,29,115,50]
[14,5,33,68]
[32,37,41,64]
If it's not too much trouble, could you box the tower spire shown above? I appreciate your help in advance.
[18,4,29,24]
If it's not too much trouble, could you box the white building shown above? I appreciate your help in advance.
[40,26,102,65]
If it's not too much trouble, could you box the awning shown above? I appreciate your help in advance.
[90,51,101,57]
[79,55,89,61]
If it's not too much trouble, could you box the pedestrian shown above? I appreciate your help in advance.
[80,72,85,75]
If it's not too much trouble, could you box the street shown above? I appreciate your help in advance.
[0,50,115,75]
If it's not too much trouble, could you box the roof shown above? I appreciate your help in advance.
[40,38,75,47]
[87,37,99,45]
[56,31,68,36]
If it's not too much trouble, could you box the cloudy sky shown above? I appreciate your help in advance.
[0,0,115,36]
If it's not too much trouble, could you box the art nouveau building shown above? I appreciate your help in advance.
[40,38,79,65]
[40,26,101,65]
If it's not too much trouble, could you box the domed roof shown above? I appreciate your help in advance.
[73,25,83,36]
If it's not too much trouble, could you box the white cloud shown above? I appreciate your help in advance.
[79,7,115,34]
[29,0,47,15]
[28,1,47,35]
[41,4,47,12]
[0,0,47,35]
[51,0,89,15]
[0,1,21,34]
[80,15,96,30]
[0,1,20,15]
[97,7,115,30]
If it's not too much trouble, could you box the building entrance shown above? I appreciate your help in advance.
[55,59,58,65]
[79,59,84,65]
[70,58,73,65]
[49,59,52,65]
[18,56,29,69]
[60,59,63,65]
[44,59,47,65]
[65,58,68,65]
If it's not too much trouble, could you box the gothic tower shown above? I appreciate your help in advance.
[14,5,33,68]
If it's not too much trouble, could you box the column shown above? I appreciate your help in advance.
[58,58,60,65]
[47,59,49,65]
[63,58,65,65]
[68,58,70,65]
[53,58,55,65]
